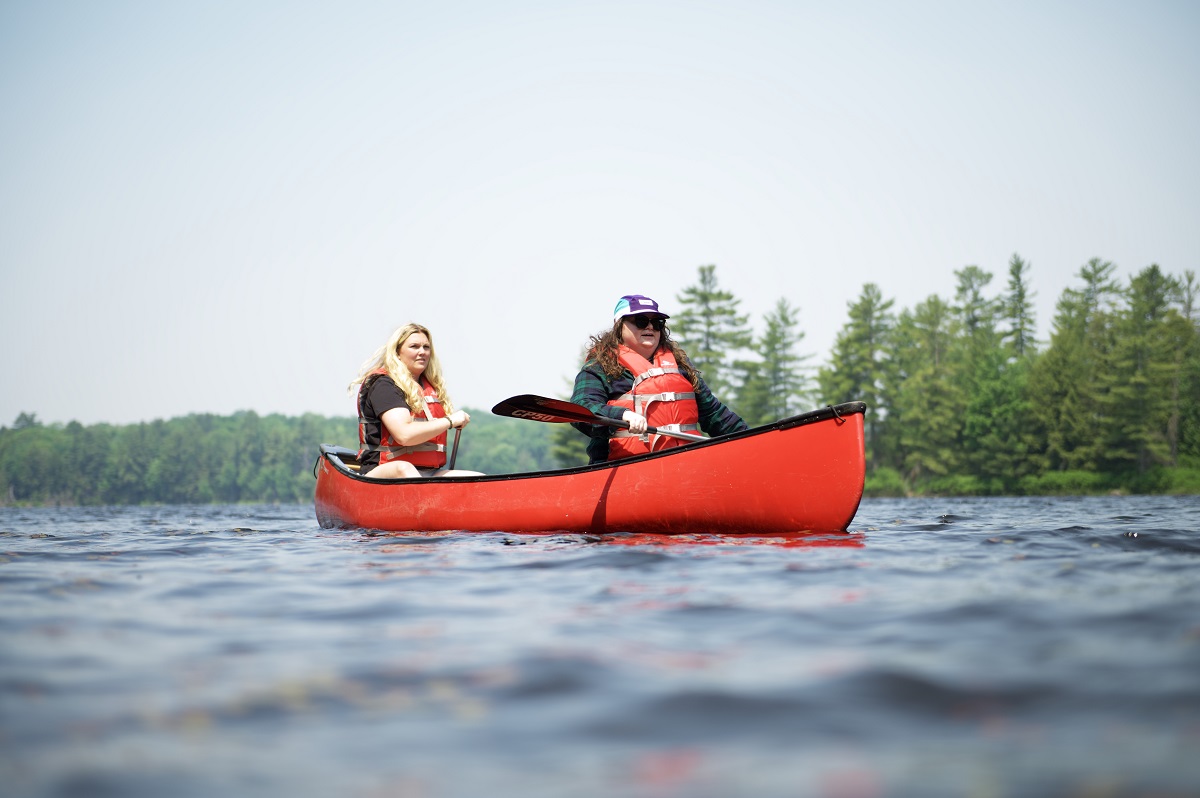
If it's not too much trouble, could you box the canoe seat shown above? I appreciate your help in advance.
[319,444,364,476]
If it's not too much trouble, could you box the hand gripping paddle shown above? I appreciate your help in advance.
[491,394,705,442]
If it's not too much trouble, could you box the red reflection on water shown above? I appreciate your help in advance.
[598,531,865,548]
[631,747,704,791]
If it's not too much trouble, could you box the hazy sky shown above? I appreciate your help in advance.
[3,1,1198,427]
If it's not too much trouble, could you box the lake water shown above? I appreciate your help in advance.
[2,496,1198,798]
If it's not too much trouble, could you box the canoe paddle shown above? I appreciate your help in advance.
[448,426,462,470]
[491,394,706,443]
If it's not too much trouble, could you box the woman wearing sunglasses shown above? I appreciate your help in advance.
[570,294,747,463]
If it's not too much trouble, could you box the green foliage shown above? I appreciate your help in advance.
[1159,465,1200,494]
[0,407,565,506]
[953,264,1001,360]
[733,298,811,425]
[1026,258,1122,472]
[1100,264,1182,474]
[453,412,556,474]
[550,423,589,468]
[1018,470,1108,495]
[961,345,1036,490]
[0,411,358,506]
[922,474,993,497]
[1002,253,1038,358]
[818,255,1199,496]
[864,467,906,497]
[13,412,41,431]
[553,357,593,467]
[891,295,965,483]
[672,264,753,400]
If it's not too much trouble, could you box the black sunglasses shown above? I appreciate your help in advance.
[627,314,665,331]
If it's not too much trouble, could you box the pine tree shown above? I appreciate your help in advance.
[817,283,895,468]
[672,264,752,401]
[963,348,1035,491]
[1102,265,1182,474]
[734,298,810,425]
[951,264,1001,379]
[890,295,964,484]
[1173,271,1200,461]
[1027,258,1121,472]
[951,265,1011,487]
[1002,253,1037,359]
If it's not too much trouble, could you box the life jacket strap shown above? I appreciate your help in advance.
[419,395,442,421]
[362,442,446,455]
[615,390,695,404]
[630,367,684,391]
[611,423,701,440]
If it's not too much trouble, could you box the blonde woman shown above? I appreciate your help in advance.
[349,323,480,478]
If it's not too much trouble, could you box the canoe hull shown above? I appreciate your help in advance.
[314,402,866,535]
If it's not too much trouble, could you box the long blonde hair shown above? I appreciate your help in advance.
[349,323,456,416]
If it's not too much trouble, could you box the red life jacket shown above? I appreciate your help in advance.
[358,370,448,469]
[606,346,702,459]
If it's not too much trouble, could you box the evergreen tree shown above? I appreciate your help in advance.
[1173,271,1200,461]
[963,348,1035,491]
[672,264,753,401]
[889,295,963,484]
[12,412,40,431]
[950,265,1000,404]
[64,420,112,504]
[1002,253,1037,359]
[817,283,895,468]
[1102,265,1185,473]
[1027,258,1121,472]
[953,265,999,348]
[734,298,810,425]
[950,264,998,388]
[950,265,1010,487]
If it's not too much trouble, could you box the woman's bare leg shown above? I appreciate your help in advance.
[365,460,422,479]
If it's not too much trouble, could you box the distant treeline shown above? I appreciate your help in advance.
[4,256,1199,505]
[0,410,555,506]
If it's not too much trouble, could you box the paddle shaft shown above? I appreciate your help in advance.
[448,426,461,469]
[567,414,706,443]
[492,394,705,443]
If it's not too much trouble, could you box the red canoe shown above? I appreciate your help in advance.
[314,402,866,535]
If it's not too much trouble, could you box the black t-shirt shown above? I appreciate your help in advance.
[358,375,413,469]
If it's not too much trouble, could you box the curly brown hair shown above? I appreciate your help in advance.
[586,320,700,389]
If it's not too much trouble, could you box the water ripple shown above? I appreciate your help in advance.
[2,497,1198,798]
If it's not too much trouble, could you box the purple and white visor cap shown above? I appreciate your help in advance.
[613,294,670,322]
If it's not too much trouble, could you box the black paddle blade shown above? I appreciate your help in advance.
[491,394,607,425]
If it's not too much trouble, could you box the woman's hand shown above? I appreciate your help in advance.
[447,410,471,429]
[622,410,648,434]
